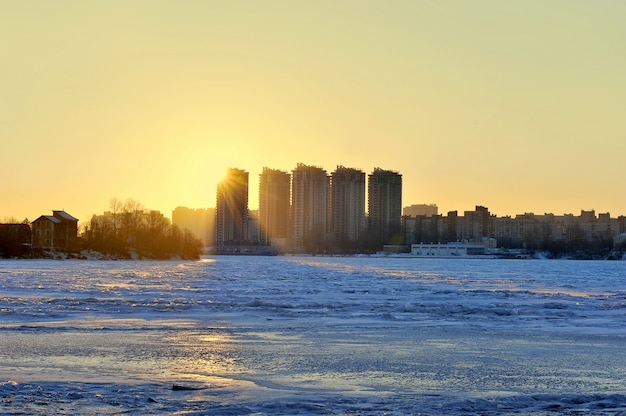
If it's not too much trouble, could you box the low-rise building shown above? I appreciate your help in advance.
[31,210,79,250]
[410,242,490,257]
[0,223,31,257]
[403,204,438,217]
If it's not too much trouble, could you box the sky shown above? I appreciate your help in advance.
[2,0,625,223]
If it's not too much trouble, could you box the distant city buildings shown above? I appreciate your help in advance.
[171,207,215,246]
[330,166,366,244]
[403,206,626,255]
[3,165,626,257]
[209,165,626,254]
[403,204,438,217]
[205,164,403,252]
[215,168,249,246]
[258,167,291,247]
[291,163,330,250]
[368,168,403,245]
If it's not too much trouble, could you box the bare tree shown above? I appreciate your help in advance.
[109,198,123,239]
[121,198,145,244]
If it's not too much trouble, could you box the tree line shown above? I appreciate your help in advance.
[81,198,202,259]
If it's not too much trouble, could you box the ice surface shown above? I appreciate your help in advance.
[0,256,625,414]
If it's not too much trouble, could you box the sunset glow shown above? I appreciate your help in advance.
[2,1,625,222]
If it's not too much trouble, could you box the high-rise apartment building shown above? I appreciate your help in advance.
[330,166,365,243]
[291,163,329,249]
[258,167,291,246]
[215,168,249,246]
[368,168,402,245]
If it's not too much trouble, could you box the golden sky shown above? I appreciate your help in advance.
[2,1,625,223]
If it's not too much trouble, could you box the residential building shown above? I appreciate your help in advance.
[403,204,438,217]
[216,168,249,246]
[0,222,31,257]
[172,206,215,246]
[411,242,489,257]
[31,210,79,250]
[258,167,291,246]
[291,163,329,249]
[403,214,444,245]
[458,206,492,241]
[368,168,402,245]
[330,166,365,243]
[445,210,458,242]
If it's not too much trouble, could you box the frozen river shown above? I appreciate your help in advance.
[0,256,625,414]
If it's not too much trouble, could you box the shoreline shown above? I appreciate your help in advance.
[2,250,625,261]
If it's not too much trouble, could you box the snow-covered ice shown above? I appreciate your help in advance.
[0,256,625,414]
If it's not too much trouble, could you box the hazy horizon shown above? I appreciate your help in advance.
[2,1,625,222]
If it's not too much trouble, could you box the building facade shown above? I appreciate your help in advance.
[291,163,329,249]
[368,168,402,245]
[403,214,445,245]
[31,210,79,250]
[172,206,215,247]
[457,206,492,241]
[215,168,249,246]
[258,167,291,246]
[330,166,365,243]
[0,223,31,257]
[403,204,438,217]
